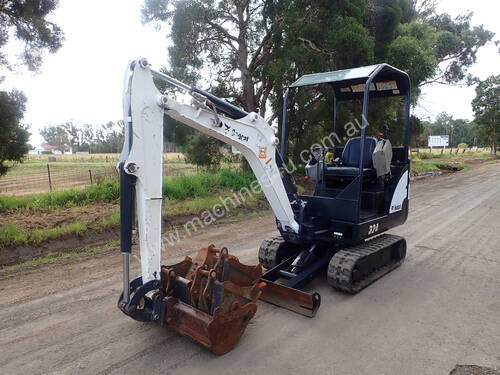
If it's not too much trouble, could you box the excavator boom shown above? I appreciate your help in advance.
[117,58,312,354]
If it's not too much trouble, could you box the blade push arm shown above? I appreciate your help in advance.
[119,58,299,284]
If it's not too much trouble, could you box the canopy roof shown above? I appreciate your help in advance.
[289,63,410,101]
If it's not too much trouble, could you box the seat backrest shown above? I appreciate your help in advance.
[341,137,377,167]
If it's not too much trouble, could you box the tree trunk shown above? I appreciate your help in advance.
[236,3,256,113]
[492,141,497,157]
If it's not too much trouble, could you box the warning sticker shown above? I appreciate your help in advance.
[351,83,376,92]
[258,146,267,159]
[376,80,398,91]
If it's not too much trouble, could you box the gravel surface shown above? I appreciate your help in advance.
[0,162,499,374]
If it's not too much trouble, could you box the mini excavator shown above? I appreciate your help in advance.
[117,58,410,354]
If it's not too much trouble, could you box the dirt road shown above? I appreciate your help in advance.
[1,163,499,374]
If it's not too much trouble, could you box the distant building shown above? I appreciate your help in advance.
[29,144,72,155]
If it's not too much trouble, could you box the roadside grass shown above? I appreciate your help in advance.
[163,190,266,217]
[410,151,493,174]
[0,224,28,247]
[0,209,120,248]
[411,159,466,174]
[0,170,259,248]
[417,151,491,160]
[411,160,441,173]
[0,169,255,212]
[162,170,255,200]
[0,180,120,212]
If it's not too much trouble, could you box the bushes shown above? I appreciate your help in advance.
[163,170,255,200]
[184,134,224,171]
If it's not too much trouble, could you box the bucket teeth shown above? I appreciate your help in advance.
[160,245,265,354]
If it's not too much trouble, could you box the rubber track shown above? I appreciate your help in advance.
[258,235,285,269]
[327,234,406,294]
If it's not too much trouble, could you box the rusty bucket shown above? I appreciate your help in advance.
[160,245,265,355]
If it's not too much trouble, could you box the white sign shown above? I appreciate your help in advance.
[376,80,398,91]
[428,135,449,148]
[351,83,376,92]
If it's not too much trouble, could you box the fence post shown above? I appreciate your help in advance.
[89,169,93,185]
[47,164,53,191]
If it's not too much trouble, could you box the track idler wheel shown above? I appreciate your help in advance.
[160,245,265,355]
[258,235,299,269]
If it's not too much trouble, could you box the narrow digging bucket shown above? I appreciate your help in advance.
[160,245,265,355]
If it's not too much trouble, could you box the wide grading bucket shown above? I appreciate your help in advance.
[160,245,266,355]
[119,244,320,354]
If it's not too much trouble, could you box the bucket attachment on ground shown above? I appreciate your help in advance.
[259,280,321,317]
[119,245,265,355]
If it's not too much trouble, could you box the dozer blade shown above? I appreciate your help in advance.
[260,281,321,318]
[160,245,266,355]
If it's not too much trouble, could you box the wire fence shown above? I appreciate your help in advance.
[0,153,197,196]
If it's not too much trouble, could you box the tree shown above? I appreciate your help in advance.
[0,0,64,72]
[420,112,476,148]
[184,134,224,171]
[40,121,125,154]
[143,1,494,162]
[472,75,500,156]
[0,1,64,175]
[142,0,279,115]
[0,90,30,175]
[40,125,70,153]
[426,12,494,85]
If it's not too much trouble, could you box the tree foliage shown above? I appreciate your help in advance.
[39,124,70,153]
[40,122,125,154]
[143,0,278,115]
[0,1,64,176]
[0,0,64,72]
[0,90,30,175]
[472,75,500,156]
[427,12,494,85]
[184,134,224,171]
[142,0,494,161]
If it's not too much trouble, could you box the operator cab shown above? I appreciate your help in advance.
[280,64,410,247]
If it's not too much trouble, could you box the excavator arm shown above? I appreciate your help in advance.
[118,58,298,285]
[116,59,315,354]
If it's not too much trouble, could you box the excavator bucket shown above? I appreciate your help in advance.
[159,245,265,355]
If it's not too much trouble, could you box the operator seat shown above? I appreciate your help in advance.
[325,137,377,179]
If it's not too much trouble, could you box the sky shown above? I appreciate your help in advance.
[3,0,169,146]
[2,0,500,147]
[414,0,500,121]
